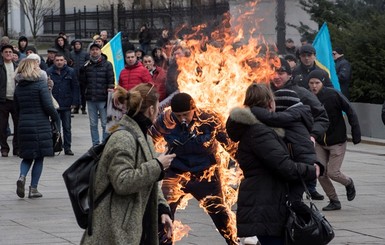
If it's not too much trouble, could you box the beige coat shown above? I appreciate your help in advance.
[80,115,168,245]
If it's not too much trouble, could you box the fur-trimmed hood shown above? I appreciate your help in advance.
[226,107,284,142]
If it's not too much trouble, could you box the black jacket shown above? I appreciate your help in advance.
[315,87,361,146]
[335,56,352,98]
[271,78,330,142]
[79,55,115,102]
[226,107,317,238]
[250,104,317,164]
[14,78,59,158]
[292,63,333,89]
[0,60,17,102]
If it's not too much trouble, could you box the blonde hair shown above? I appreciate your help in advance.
[244,83,274,109]
[15,59,41,80]
[113,83,159,117]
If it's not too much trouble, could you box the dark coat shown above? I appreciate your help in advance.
[292,63,333,89]
[47,64,80,109]
[14,78,59,159]
[315,87,361,146]
[80,115,169,245]
[250,104,317,164]
[70,48,89,75]
[335,56,352,99]
[226,107,317,238]
[271,78,330,142]
[0,60,17,102]
[79,55,115,102]
[150,108,233,173]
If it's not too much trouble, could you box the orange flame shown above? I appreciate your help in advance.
[158,1,278,243]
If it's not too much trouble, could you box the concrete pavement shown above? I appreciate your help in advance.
[1,114,385,244]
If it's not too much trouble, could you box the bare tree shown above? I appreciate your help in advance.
[19,0,58,40]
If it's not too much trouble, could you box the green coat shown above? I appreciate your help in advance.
[80,115,168,245]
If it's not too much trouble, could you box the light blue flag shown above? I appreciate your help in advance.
[313,22,340,90]
[102,32,124,86]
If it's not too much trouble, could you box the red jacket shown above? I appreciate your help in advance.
[118,62,152,91]
[152,66,167,101]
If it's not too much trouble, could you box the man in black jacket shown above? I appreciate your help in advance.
[333,47,352,99]
[271,58,329,200]
[308,69,361,211]
[292,44,333,89]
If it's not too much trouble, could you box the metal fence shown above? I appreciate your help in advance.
[43,2,230,40]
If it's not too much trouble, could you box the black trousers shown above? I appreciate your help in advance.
[0,100,18,154]
[159,167,236,245]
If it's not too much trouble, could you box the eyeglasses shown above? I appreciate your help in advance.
[145,83,155,97]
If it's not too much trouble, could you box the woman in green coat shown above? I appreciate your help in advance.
[80,83,175,245]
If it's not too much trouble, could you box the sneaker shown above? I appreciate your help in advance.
[322,200,341,211]
[310,191,325,200]
[28,186,43,198]
[71,109,79,114]
[81,109,87,115]
[65,149,74,156]
[239,236,260,245]
[346,178,356,201]
[16,176,26,198]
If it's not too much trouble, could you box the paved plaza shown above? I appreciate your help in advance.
[0,114,385,244]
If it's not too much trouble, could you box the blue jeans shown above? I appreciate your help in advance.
[20,157,44,188]
[57,109,72,151]
[87,101,108,146]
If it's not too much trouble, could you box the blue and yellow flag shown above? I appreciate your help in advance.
[102,32,124,86]
[313,22,340,90]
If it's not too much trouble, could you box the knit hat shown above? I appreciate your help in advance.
[307,69,330,85]
[171,93,196,112]
[26,53,41,64]
[274,89,301,112]
[25,46,37,53]
[277,58,292,74]
[333,47,344,55]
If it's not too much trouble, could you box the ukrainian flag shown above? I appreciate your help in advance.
[102,32,124,86]
[313,22,340,90]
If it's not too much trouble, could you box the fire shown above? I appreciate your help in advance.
[158,1,278,243]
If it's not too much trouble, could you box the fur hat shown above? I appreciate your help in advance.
[274,89,301,112]
[171,93,196,112]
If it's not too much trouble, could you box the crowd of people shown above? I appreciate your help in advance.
[0,29,366,245]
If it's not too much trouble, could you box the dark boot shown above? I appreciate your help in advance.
[322,199,341,211]
[346,178,356,201]
[16,176,26,198]
[28,186,43,198]
[310,191,324,200]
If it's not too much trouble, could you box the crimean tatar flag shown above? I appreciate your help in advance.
[313,22,340,90]
[101,32,124,86]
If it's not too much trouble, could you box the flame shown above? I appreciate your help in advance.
[157,1,279,243]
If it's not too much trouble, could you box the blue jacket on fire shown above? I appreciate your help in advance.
[150,108,234,173]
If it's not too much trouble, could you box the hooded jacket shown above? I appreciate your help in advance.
[14,76,59,158]
[225,107,317,237]
[271,78,329,143]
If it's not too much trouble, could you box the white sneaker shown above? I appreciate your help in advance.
[239,236,260,245]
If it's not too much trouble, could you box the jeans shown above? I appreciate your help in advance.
[87,101,108,146]
[20,157,44,188]
[57,109,72,151]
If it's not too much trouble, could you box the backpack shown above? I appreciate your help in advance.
[62,127,136,235]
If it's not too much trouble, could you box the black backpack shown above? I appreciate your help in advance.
[62,127,136,235]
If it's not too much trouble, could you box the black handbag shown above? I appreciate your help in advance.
[51,122,63,154]
[285,176,335,245]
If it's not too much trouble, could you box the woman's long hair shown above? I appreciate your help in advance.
[114,83,159,117]
[243,83,274,109]
[15,59,40,80]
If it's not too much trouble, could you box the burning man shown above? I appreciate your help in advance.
[150,93,238,245]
